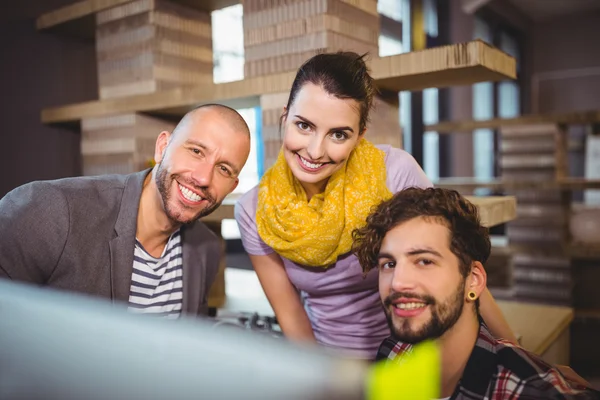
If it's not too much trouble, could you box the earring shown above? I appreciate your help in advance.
[467,291,477,301]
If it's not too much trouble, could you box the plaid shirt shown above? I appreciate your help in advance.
[376,323,600,399]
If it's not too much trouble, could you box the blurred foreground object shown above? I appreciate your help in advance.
[0,280,442,400]
[0,280,367,400]
[367,341,441,400]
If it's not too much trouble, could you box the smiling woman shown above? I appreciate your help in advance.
[234,52,432,360]
[234,52,516,360]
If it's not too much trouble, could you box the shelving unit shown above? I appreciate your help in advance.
[431,118,600,299]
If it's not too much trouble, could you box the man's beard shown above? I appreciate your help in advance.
[383,279,465,344]
[155,162,221,225]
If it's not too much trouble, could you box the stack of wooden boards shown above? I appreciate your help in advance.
[96,0,213,99]
[429,113,600,375]
[81,113,175,176]
[88,0,213,175]
[242,0,379,78]
[243,0,402,170]
[499,124,572,304]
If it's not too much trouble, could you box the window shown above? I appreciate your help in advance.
[473,17,495,181]
[211,4,244,84]
[422,0,440,180]
[423,88,440,180]
[378,0,404,21]
[472,15,522,182]
[378,0,412,154]
[211,5,260,239]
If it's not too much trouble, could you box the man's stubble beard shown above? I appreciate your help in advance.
[155,161,221,225]
[384,279,466,344]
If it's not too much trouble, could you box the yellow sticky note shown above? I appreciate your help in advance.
[366,340,440,400]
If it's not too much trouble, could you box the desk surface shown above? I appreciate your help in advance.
[220,269,573,356]
[496,300,573,355]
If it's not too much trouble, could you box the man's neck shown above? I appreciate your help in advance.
[137,172,181,257]
[437,311,481,398]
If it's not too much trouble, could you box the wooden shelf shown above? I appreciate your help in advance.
[370,40,515,92]
[469,196,516,227]
[202,194,516,228]
[434,177,600,191]
[41,40,515,125]
[425,110,600,133]
[36,0,239,39]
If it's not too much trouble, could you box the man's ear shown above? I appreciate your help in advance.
[467,261,487,301]
[154,131,172,164]
[230,178,239,193]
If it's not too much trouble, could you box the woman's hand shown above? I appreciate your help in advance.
[249,252,317,342]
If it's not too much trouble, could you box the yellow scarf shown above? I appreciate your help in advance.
[256,138,392,267]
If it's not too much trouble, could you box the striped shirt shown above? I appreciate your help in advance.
[127,230,183,319]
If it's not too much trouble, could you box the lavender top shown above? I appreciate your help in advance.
[234,145,432,359]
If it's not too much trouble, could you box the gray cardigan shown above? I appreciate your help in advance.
[0,169,220,316]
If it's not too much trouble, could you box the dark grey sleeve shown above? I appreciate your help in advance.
[199,232,222,315]
[0,182,69,283]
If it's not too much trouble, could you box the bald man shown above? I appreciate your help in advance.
[0,104,251,318]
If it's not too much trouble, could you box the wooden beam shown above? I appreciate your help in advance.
[202,194,517,228]
[36,0,240,38]
[41,40,516,125]
[41,71,295,124]
[468,196,516,227]
[434,177,600,191]
[426,110,600,133]
[371,40,515,92]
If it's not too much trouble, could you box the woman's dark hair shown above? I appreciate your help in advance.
[281,52,376,134]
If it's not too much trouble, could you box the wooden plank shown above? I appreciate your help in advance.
[37,0,239,37]
[434,177,600,191]
[201,194,516,228]
[469,196,516,227]
[371,40,516,92]
[426,110,600,133]
[41,40,517,125]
